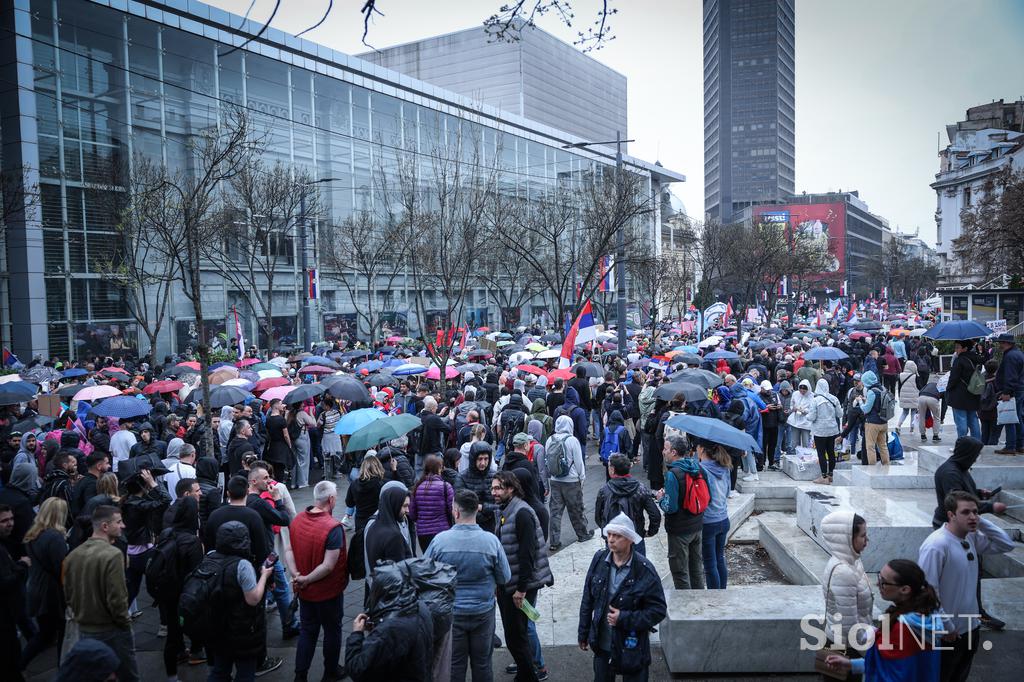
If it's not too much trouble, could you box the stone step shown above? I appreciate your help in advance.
[831,470,852,486]
[850,461,934,489]
[917,444,1024,488]
[758,512,830,586]
[981,577,1024,631]
[796,485,935,572]
[726,492,756,541]
[998,490,1024,524]
[736,470,798,498]
[660,584,824,673]
[781,452,822,481]
[984,516,1024,579]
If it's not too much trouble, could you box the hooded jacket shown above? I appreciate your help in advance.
[788,379,815,430]
[699,459,731,524]
[546,415,585,483]
[364,486,413,570]
[898,360,921,408]
[195,456,224,525]
[881,348,902,376]
[931,436,994,527]
[528,397,554,443]
[808,379,842,438]
[946,349,982,411]
[658,457,706,535]
[207,520,265,657]
[776,380,793,423]
[820,510,874,646]
[594,475,662,536]
[0,462,40,558]
[462,442,497,533]
[408,473,454,537]
[218,406,235,456]
[53,639,120,682]
[554,387,589,447]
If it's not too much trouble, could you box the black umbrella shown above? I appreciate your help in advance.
[670,368,723,390]
[340,350,371,360]
[467,349,493,359]
[12,414,56,433]
[58,384,84,399]
[674,353,703,366]
[208,385,255,409]
[369,373,399,388]
[117,452,170,484]
[323,375,372,404]
[284,383,326,404]
[160,365,199,379]
[540,334,561,343]
[572,362,604,378]
[654,382,709,402]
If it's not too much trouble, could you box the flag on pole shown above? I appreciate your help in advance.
[881,286,889,300]
[458,327,468,352]
[840,280,848,297]
[598,255,616,292]
[846,301,859,322]
[725,297,734,324]
[777,276,788,297]
[232,306,245,360]
[829,298,842,317]
[559,300,597,368]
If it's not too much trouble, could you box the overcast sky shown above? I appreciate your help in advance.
[207,0,1024,245]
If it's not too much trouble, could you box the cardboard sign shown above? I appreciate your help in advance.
[38,394,62,418]
[986,319,1007,334]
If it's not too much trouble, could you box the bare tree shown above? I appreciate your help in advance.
[93,159,177,357]
[210,159,317,352]
[320,210,409,345]
[953,167,1024,281]
[139,108,259,452]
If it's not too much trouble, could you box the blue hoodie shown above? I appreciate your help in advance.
[558,386,590,450]
[859,370,885,424]
[729,384,763,449]
[699,459,730,524]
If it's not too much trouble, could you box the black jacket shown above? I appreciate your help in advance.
[594,476,662,536]
[40,469,76,527]
[418,412,450,455]
[345,601,434,682]
[363,487,413,570]
[946,351,981,411]
[226,437,255,478]
[205,503,267,566]
[122,486,171,546]
[932,436,994,527]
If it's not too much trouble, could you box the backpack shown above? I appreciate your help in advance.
[669,466,711,515]
[178,553,238,642]
[145,529,180,602]
[965,362,985,396]
[602,486,641,528]
[545,434,572,478]
[599,425,625,463]
[980,381,998,413]
[873,386,896,421]
[501,410,527,450]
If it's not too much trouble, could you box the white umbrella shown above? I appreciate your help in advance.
[536,348,562,359]
[0,374,26,385]
[268,356,288,369]
[221,378,252,387]
[73,385,122,402]
[257,369,285,380]
[508,351,535,365]
[698,336,722,348]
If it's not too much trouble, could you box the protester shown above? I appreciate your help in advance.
[63,505,140,682]
[859,371,891,465]
[492,471,554,682]
[163,443,198,502]
[919,491,1014,682]
[53,639,120,682]
[809,378,843,484]
[593,453,661,556]
[409,454,455,551]
[462,442,498,533]
[696,439,732,589]
[364,485,413,568]
[788,379,815,449]
[994,332,1024,454]
[152,495,204,680]
[205,475,268,568]
[946,340,982,440]
[40,451,77,526]
[285,480,348,682]
[757,380,782,471]
[578,512,667,682]
[896,359,921,433]
[658,435,706,589]
[425,489,511,682]
[0,462,40,559]
[820,511,874,654]
[120,467,170,612]
[71,451,109,517]
[18,496,68,671]
[245,464,299,640]
[195,455,223,525]
[0,503,28,676]
[545,415,590,551]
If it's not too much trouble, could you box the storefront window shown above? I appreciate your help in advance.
[74,322,138,360]
[972,294,997,322]
[1000,295,1022,327]
[951,296,968,320]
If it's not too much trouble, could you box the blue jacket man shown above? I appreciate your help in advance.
[578,512,667,680]
[555,386,590,456]
[994,333,1024,452]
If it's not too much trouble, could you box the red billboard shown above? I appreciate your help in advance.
[754,201,845,277]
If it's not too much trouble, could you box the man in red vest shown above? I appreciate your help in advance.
[285,480,348,682]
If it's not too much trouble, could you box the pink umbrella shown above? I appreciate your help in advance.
[237,358,260,367]
[297,365,335,375]
[425,365,459,380]
[74,385,122,402]
[260,385,295,401]
[387,336,404,343]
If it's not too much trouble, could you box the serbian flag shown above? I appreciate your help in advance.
[846,301,859,322]
[777,276,788,297]
[815,309,824,327]
[2,347,19,367]
[598,255,615,292]
[232,307,245,360]
[840,279,848,297]
[307,268,318,300]
[881,286,889,300]
[559,300,597,368]
[829,298,842,318]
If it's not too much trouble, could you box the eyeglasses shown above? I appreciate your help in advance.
[960,540,975,562]
[877,576,903,588]
[798,387,808,391]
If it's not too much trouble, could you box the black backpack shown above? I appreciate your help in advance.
[501,410,527,450]
[145,529,180,602]
[178,553,238,641]
[602,486,641,530]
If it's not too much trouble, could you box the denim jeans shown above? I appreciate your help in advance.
[952,409,981,440]
[81,628,140,682]
[451,608,496,682]
[295,595,343,677]
[776,424,790,458]
[269,559,299,631]
[701,518,730,589]
[527,598,546,671]
[208,651,256,682]
[741,450,758,475]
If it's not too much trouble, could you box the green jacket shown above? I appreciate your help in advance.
[63,537,130,632]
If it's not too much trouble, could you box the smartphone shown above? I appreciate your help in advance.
[988,486,1002,498]
[263,551,278,569]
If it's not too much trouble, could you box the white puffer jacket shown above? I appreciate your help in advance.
[821,510,874,647]
[808,379,842,438]
[897,360,920,409]
[788,379,815,430]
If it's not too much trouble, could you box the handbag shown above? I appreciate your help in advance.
[997,397,1020,425]
[815,565,852,679]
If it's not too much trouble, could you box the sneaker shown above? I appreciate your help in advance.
[981,614,1006,631]
[536,668,550,681]
[578,531,595,542]
[505,664,518,675]
[933,435,941,442]
[921,435,927,442]
[549,543,561,552]
[157,624,167,637]
[741,474,758,482]
[727,490,738,498]
[993,448,1017,455]
[256,656,283,677]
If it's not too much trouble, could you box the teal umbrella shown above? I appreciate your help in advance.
[335,407,386,435]
[346,413,421,452]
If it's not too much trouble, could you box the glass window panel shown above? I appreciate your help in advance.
[352,88,370,141]
[38,136,61,178]
[63,140,83,182]
[45,278,67,320]
[58,2,124,96]
[40,184,62,228]
[66,188,85,231]
[246,54,290,151]
[218,51,244,106]
[70,278,88,319]
[47,323,70,359]
[89,279,130,319]
[43,230,65,271]
[371,93,401,148]
[68,233,86,272]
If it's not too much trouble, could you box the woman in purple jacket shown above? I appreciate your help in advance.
[408,454,455,551]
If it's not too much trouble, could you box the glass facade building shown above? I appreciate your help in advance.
[0,0,683,360]
[703,0,795,222]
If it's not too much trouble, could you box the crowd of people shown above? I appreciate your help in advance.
[0,314,1021,681]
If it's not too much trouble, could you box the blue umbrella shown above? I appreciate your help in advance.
[209,362,234,370]
[703,350,739,361]
[802,346,849,361]
[665,413,762,453]
[61,368,89,378]
[347,413,422,452]
[1,380,39,396]
[355,360,384,373]
[391,363,427,376]
[382,358,405,368]
[302,356,342,369]
[335,407,386,435]
[924,320,993,341]
[92,395,153,419]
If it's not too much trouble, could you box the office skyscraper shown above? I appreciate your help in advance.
[703,0,795,221]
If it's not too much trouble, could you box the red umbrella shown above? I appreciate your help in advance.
[516,364,546,377]
[254,376,290,393]
[548,368,574,381]
[142,380,184,395]
[849,331,871,341]
[297,365,335,375]
[236,358,260,367]
[101,367,129,376]
[177,361,201,370]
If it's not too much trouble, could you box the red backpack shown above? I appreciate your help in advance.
[680,468,711,515]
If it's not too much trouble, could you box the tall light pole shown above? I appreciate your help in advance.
[299,177,340,349]
[563,131,635,356]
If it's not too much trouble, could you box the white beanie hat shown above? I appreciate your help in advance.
[602,511,642,544]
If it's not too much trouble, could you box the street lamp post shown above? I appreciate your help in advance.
[563,131,635,356]
[299,177,340,350]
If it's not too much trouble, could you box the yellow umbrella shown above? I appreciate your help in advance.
[525,342,546,352]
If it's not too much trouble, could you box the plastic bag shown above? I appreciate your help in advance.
[398,556,457,620]
[888,431,904,461]
[366,561,418,623]
[997,398,1020,425]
